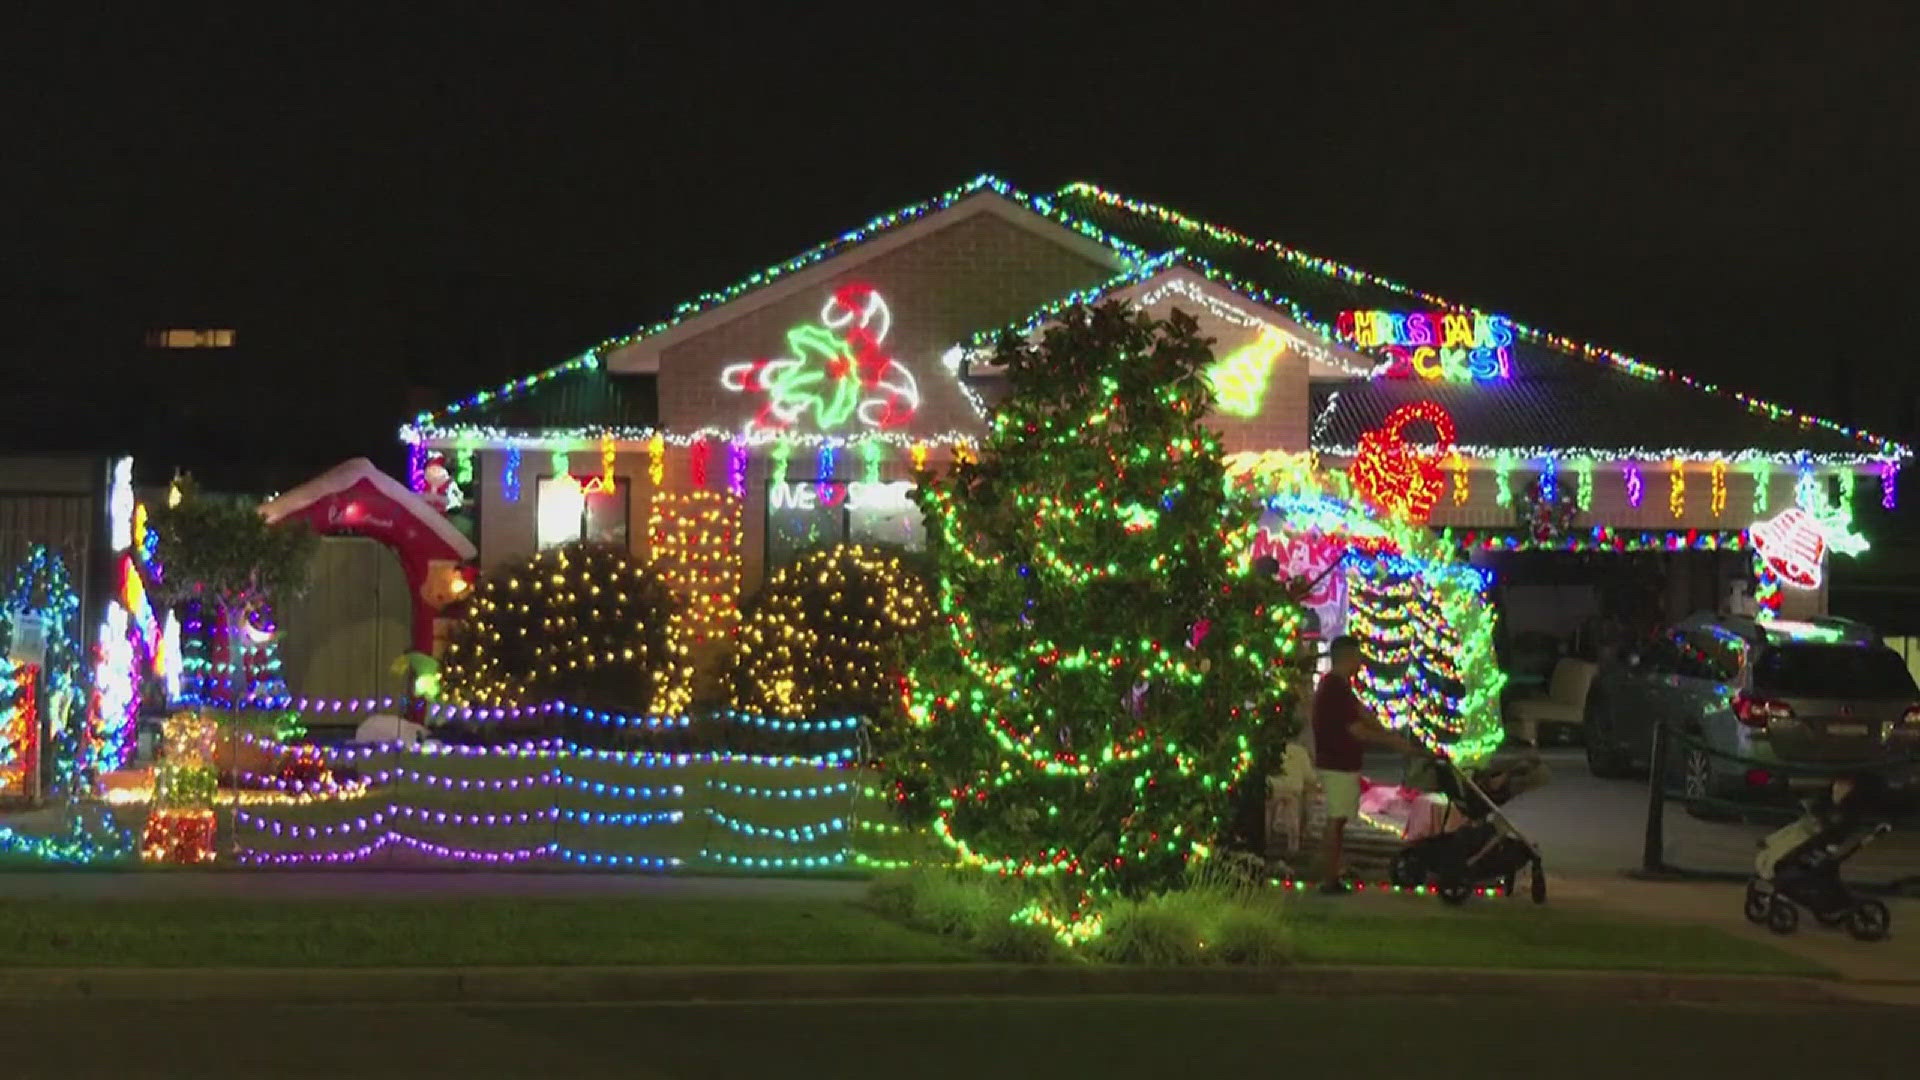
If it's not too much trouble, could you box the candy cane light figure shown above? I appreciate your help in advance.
[720,283,921,435]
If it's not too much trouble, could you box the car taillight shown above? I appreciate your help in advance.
[1733,692,1793,728]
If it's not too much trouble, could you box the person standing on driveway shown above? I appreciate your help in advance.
[1314,635,1431,894]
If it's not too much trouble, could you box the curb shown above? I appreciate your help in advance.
[0,963,1861,1006]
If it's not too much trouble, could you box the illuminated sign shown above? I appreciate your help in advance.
[769,480,913,513]
[1337,311,1513,382]
[721,284,921,434]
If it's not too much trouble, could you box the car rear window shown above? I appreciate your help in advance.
[1752,645,1918,698]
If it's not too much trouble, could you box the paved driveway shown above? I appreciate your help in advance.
[1393,748,1920,886]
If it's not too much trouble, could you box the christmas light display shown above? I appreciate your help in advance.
[1494,456,1512,507]
[647,491,744,651]
[439,542,690,715]
[1752,461,1771,513]
[690,438,712,488]
[1205,327,1288,416]
[503,447,522,502]
[141,714,220,864]
[1711,460,1728,517]
[1337,310,1513,381]
[718,284,921,436]
[647,433,664,486]
[1516,473,1581,542]
[1750,509,1827,590]
[1239,463,1506,762]
[5,546,88,794]
[901,301,1307,930]
[1057,182,1907,463]
[1883,461,1900,509]
[0,663,36,797]
[1457,527,1749,554]
[1351,401,1455,524]
[1669,458,1686,518]
[1575,459,1594,512]
[1450,452,1468,505]
[731,544,931,721]
[1624,463,1644,508]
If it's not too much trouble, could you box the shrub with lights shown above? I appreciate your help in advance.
[140,712,219,864]
[440,541,689,716]
[901,301,1307,941]
[730,544,932,725]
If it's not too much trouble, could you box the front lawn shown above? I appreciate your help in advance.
[1288,897,1829,976]
[0,890,1825,976]
[0,896,974,967]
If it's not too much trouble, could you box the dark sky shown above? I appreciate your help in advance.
[7,4,1917,493]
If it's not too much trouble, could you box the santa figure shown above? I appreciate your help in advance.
[420,453,462,513]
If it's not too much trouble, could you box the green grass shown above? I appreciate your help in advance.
[0,897,976,967]
[1288,899,1828,977]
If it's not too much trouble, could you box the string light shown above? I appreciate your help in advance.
[440,542,691,716]
[1667,458,1685,518]
[141,714,221,864]
[1055,181,1908,463]
[1350,401,1454,523]
[1883,460,1900,509]
[731,545,930,719]
[1205,327,1288,415]
[1494,456,1512,507]
[1575,459,1594,512]
[1710,459,1727,517]
[647,434,665,486]
[601,434,617,488]
[6,545,89,794]
[1625,462,1644,508]
[1336,310,1513,381]
[690,438,711,488]
[647,491,744,651]
[502,446,521,502]
[1449,452,1468,505]
[726,440,749,497]
[1751,460,1770,514]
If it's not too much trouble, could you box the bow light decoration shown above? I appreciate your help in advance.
[1351,401,1456,524]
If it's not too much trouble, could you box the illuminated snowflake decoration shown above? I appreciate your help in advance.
[720,284,920,435]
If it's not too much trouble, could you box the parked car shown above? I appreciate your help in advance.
[1583,615,1920,810]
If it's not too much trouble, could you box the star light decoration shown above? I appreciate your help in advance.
[1350,401,1455,524]
[720,283,921,436]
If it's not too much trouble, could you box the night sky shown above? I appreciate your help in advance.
[7,5,1916,498]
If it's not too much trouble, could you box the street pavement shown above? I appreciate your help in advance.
[1,995,1907,1079]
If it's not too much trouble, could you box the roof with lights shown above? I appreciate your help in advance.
[406,176,1908,465]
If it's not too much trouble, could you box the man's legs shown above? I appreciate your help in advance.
[1317,770,1360,893]
[1320,817,1347,890]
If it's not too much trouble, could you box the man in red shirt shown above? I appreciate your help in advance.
[1313,636,1430,894]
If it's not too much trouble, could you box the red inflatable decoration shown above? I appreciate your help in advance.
[1351,401,1456,523]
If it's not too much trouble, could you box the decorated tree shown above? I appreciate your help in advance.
[148,478,317,709]
[731,544,932,723]
[902,302,1306,933]
[440,541,687,715]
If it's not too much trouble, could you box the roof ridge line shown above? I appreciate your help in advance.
[1056,182,1908,460]
[412,175,1153,433]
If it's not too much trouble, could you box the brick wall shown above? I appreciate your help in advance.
[655,208,1116,439]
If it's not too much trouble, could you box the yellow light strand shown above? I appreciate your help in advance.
[647,434,665,486]
[1709,459,1727,517]
[1668,457,1685,518]
[1450,451,1468,505]
[600,434,616,487]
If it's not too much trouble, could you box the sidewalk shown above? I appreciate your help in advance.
[1549,872,1920,1004]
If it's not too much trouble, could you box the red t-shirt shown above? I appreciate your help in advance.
[1312,672,1366,772]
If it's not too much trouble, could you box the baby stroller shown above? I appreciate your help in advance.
[1387,756,1548,905]
[1745,775,1893,941]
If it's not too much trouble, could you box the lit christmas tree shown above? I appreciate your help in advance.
[902,302,1306,936]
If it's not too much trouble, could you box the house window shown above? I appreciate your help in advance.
[536,476,629,549]
[766,479,924,566]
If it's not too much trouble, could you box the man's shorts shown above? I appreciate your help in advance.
[1320,769,1360,821]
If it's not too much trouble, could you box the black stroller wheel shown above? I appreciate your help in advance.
[1437,880,1472,906]
[1388,850,1425,889]
[1743,884,1769,924]
[1846,900,1890,942]
[1767,898,1799,935]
